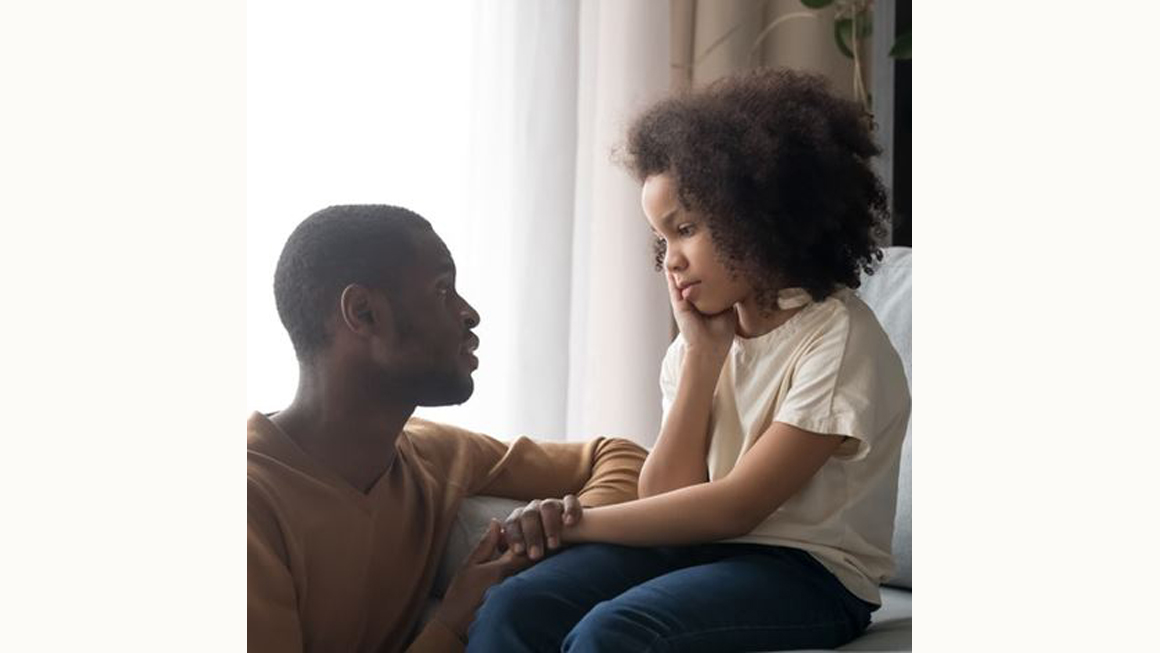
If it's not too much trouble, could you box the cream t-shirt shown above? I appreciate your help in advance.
[660,287,910,605]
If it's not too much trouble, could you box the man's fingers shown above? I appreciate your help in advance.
[491,548,534,578]
[562,495,582,526]
[467,520,501,564]
[502,509,525,554]
[518,501,546,560]
[539,500,564,551]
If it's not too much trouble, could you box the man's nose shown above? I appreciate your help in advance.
[461,299,480,329]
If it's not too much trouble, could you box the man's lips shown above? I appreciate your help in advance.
[462,335,479,370]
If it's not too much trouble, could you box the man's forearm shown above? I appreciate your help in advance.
[638,351,721,498]
[574,437,648,507]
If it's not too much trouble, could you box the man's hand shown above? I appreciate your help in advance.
[501,495,582,561]
[434,519,531,642]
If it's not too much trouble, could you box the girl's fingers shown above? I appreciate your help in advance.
[666,270,686,308]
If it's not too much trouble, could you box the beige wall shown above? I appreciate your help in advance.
[670,0,866,100]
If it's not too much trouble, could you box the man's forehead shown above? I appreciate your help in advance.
[407,227,456,274]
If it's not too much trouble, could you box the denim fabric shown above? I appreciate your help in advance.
[467,542,874,652]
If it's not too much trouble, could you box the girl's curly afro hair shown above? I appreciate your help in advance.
[624,68,888,306]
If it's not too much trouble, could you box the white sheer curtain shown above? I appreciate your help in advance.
[247,0,671,446]
[566,0,673,443]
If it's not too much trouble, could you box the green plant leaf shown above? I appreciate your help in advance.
[833,11,873,59]
[800,0,834,8]
[834,18,854,58]
[889,31,911,59]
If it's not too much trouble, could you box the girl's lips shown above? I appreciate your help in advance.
[680,282,700,300]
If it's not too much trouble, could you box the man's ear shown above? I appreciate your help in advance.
[339,284,395,340]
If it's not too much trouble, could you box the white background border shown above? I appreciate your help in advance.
[3,1,1159,649]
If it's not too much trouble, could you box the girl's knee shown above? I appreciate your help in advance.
[563,600,666,653]
[466,578,542,650]
[474,575,538,621]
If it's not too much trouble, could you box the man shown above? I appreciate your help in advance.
[248,205,647,652]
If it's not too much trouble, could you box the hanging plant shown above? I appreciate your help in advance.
[800,0,910,112]
[691,0,910,113]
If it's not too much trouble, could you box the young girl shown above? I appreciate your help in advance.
[468,68,910,652]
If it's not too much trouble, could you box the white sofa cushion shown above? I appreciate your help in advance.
[856,247,912,589]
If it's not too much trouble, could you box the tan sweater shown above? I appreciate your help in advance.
[247,412,646,653]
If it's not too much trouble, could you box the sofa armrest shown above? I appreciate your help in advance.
[431,495,526,598]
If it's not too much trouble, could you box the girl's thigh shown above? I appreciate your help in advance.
[563,546,872,653]
[467,543,687,652]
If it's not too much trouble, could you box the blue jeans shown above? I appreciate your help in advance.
[467,542,875,652]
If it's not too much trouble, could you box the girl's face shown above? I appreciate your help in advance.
[642,173,752,315]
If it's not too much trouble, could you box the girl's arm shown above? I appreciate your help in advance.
[564,421,846,547]
[637,349,719,497]
[638,270,735,498]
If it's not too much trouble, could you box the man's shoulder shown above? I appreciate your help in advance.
[402,416,473,463]
[404,416,492,448]
[247,450,288,512]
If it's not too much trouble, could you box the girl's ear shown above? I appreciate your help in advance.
[339,284,395,341]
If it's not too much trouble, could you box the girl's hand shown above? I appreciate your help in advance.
[666,270,736,363]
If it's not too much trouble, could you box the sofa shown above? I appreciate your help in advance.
[428,247,913,651]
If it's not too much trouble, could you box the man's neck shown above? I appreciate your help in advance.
[272,368,415,494]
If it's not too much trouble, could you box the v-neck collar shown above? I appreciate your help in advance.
[247,411,403,504]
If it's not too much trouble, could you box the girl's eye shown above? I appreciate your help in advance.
[437,285,451,297]
[677,223,695,237]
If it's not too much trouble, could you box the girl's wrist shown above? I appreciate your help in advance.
[683,345,728,371]
[563,511,597,544]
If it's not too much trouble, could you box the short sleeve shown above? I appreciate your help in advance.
[773,309,880,461]
[659,336,685,419]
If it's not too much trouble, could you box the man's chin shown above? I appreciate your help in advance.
[418,377,474,407]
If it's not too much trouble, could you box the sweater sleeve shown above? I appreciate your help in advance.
[404,618,464,653]
[406,419,646,508]
[248,483,303,653]
[470,434,647,507]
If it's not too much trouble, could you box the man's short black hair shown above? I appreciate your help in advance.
[274,204,432,361]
